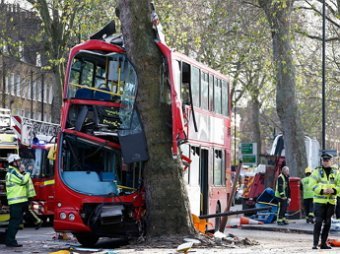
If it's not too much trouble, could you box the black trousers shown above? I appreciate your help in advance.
[277,198,288,220]
[303,198,314,218]
[5,202,25,245]
[336,197,340,219]
[313,202,335,246]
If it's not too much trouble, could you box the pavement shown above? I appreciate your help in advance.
[240,218,340,237]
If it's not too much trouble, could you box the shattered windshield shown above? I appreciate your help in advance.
[60,134,121,196]
[67,50,138,130]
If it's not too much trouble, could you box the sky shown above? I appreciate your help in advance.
[5,0,32,10]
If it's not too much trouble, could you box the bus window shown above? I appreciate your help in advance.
[201,72,208,110]
[181,62,190,106]
[222,80,229,116]
[94,65,106,88]
[61,134,121,195]
[214,78,222,114]
[209,74,214,111]
[213,149,223,186]
[80,61,94,87]
[191,66,200,108]
[68,51,138,131]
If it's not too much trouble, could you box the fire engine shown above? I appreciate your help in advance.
[241,134,320,216]
[11,115,59,223]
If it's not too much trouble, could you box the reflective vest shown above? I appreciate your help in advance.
[27,177,36,198]
[6,165,30,205]
[301,176,314,199]
[310,166,340,205]
[275,174,289,198]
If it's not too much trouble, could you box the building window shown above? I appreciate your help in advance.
[10,73,15,96]
[33,81,37,101]
[48,85,53,104]
[5,76,9,95]
[44,84,48,103]
[15,74,21,97]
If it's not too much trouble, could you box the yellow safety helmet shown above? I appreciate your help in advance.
[305,167,312,174]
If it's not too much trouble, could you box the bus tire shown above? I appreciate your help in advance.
[74,233,99,247]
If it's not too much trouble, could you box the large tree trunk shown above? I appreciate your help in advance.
[51,67,63,123]
[118,0,194,237]
[259,0,307,177]
[248,96,261,160]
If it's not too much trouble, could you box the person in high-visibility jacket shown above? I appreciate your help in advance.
[310,153,340,250]
[301,167,314,223]
[5,154,30,247]
[275,166,291,225]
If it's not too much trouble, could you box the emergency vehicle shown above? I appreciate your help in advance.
[242,134,320,214]
[11,115,59,222]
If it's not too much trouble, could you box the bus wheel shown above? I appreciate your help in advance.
[74,233,99,247]
[214,203,221,232]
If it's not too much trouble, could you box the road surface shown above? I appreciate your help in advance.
[1,225,340,253]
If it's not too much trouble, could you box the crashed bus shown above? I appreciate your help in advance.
[155,43,232,231]
[54,18,232,245]
[53,22,148,246]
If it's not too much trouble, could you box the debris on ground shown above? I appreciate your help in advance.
[47,231,259,253]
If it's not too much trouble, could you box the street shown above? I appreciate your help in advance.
[1,225,340,254]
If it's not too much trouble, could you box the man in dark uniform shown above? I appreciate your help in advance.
[275,166,291,225]
[310,153,340,249]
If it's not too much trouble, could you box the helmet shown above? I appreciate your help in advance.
[305,167,312,174]
[7,154,21,163]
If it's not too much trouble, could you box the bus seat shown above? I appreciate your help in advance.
[75,106,89,131]
[62,171,118,195]
[94,87,111,101]
[99,172,116,181]
[75,88,93,99]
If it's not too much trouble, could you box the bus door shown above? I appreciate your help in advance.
[200,148,209,215]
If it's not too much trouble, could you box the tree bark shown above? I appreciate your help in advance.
[118,0,194,237]
[258,0,307,177]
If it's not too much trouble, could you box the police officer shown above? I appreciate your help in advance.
[5,154,30,247]
[301,167,314,223]
[275,166,291,225]
[310,153,340,249]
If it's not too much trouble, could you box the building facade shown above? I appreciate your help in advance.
[0,1,55,122]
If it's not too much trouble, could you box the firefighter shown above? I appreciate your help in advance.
[275,166,291,225]
[5,154,30,247]
[310,153,340,249]
[301,167,314,223]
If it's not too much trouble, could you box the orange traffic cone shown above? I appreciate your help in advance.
[240,216,263,225]
[327,238,340,247]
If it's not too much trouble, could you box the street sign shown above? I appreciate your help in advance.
[241,143,254,154]
[242,154,257,164]
[240,143,257,167]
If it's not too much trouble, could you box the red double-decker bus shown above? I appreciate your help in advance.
[156,42,232,231]
[53,21,231,245]
[53,22,147,246]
